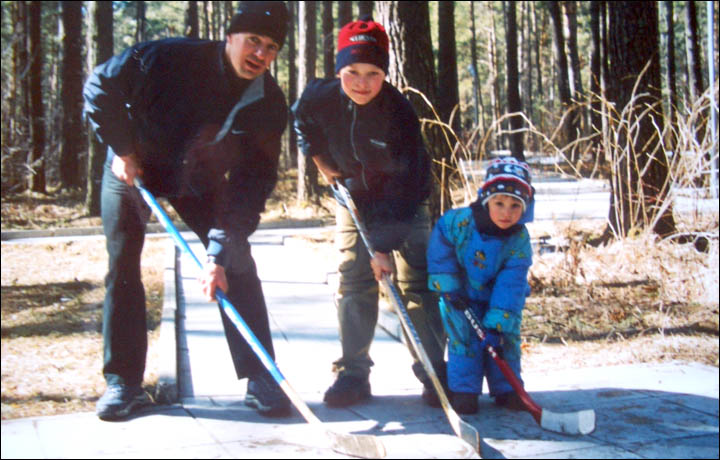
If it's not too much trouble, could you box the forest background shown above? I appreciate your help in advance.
[1,1,718,419]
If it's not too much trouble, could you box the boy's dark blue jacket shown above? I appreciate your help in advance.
[83,38,287,266]
[292,78,432,253]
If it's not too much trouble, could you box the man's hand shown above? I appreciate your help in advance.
[370,251,393,281]
[111,153,142,186]
[311,155,342,185]
[200,261,229,301]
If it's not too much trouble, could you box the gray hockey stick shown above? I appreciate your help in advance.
[334,181,481,454]
[135,178,386,458]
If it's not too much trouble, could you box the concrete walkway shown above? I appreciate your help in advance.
[2,223,718,459]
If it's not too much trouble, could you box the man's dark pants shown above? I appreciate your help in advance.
[100,157,275,387]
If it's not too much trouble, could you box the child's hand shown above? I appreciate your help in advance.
[480,330,504,356]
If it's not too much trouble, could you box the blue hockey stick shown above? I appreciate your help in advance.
[134,178,385,458]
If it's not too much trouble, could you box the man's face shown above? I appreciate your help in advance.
[225,32,280,80]
[337,63,386,106]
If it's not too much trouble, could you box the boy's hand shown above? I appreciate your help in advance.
[200,261,229,301]
[311,155,342,185]
[480,330,504,356]
[370,252,393,281]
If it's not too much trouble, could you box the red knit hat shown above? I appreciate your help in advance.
[335,16,389,74]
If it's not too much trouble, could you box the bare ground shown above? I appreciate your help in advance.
[1,174,718,419]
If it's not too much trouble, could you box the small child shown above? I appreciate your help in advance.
[427,158,534,414]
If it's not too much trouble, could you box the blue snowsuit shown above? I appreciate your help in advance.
[427,201,533,396]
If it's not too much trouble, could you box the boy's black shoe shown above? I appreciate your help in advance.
[495,391,526,411]
[96,384,151,421]
[451,392,479,415]
[323,374,371,407]
[245,372,291,417]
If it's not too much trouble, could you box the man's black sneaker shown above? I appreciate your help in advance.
[323,375,371,407]
[245,372,291,417]
[495,391,525,411]
[451,392,479,415]
[96,384,151,421]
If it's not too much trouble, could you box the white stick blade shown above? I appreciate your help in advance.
[541,408,596,435]
[327,431,387,458]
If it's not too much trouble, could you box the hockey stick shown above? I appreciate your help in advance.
[134,178,386,459]
[334,182,481,454]
[458,302,595,435]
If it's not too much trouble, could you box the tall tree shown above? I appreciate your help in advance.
[136,1,147,43]
[186,1,199,38]
[358,1,373,18]
[297,1,319,204]
[5,1,30,191]
[664,0,678,148]
[28,0,45,193]
[505,1,525,161]
[322,1,334,78]
[338,1,352,27]
[85,0,114,216]
[549,0,574,145]
[60,1,85,189]
[684,0,704,103]
[437,0,460,134]
[605,1,675,239]
[376,1,449,218]
[589,1,602,137]
[285,0,298,169]
[469,1,483,131]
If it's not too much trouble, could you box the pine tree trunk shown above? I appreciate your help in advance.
[60,0,86,189]
[549,0,574,146]
[28,0,45,193]
[85,0,113,216]
[322,1,334,78]
[297,1,319,205]
[505,1,525,161]
[437,1,460,134]
[606,1,675,238]
[285,1,298,170]
[664,1,677,150]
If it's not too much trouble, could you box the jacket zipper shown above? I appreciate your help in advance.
[349,102,369,190]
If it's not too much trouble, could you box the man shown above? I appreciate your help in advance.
[292,16,447,408]
[84,1,291,420]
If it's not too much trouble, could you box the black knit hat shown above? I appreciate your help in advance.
[227,1,289,49]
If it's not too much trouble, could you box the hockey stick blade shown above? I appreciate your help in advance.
[461,306,596,435]
[335,182,481,454]
[135,179,387,458]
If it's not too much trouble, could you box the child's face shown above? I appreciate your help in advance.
[337,63,386,105]
[487,194,524,229]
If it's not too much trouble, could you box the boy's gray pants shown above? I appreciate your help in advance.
[332,202,446,386]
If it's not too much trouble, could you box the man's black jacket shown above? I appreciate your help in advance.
[84,38,287,265]
[292,78,431,253]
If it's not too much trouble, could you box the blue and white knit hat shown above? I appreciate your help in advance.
[479,158,533,212]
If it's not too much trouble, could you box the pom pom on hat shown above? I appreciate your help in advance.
[335,16,389,74]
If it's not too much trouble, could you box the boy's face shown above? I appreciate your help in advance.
[225,32,280,80]
[487,194,524,229]
[337,63,386,105]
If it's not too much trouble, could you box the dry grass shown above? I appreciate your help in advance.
[1,237,166,420]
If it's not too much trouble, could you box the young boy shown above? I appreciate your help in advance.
[427,158,534,414]
[292,17,447,408]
